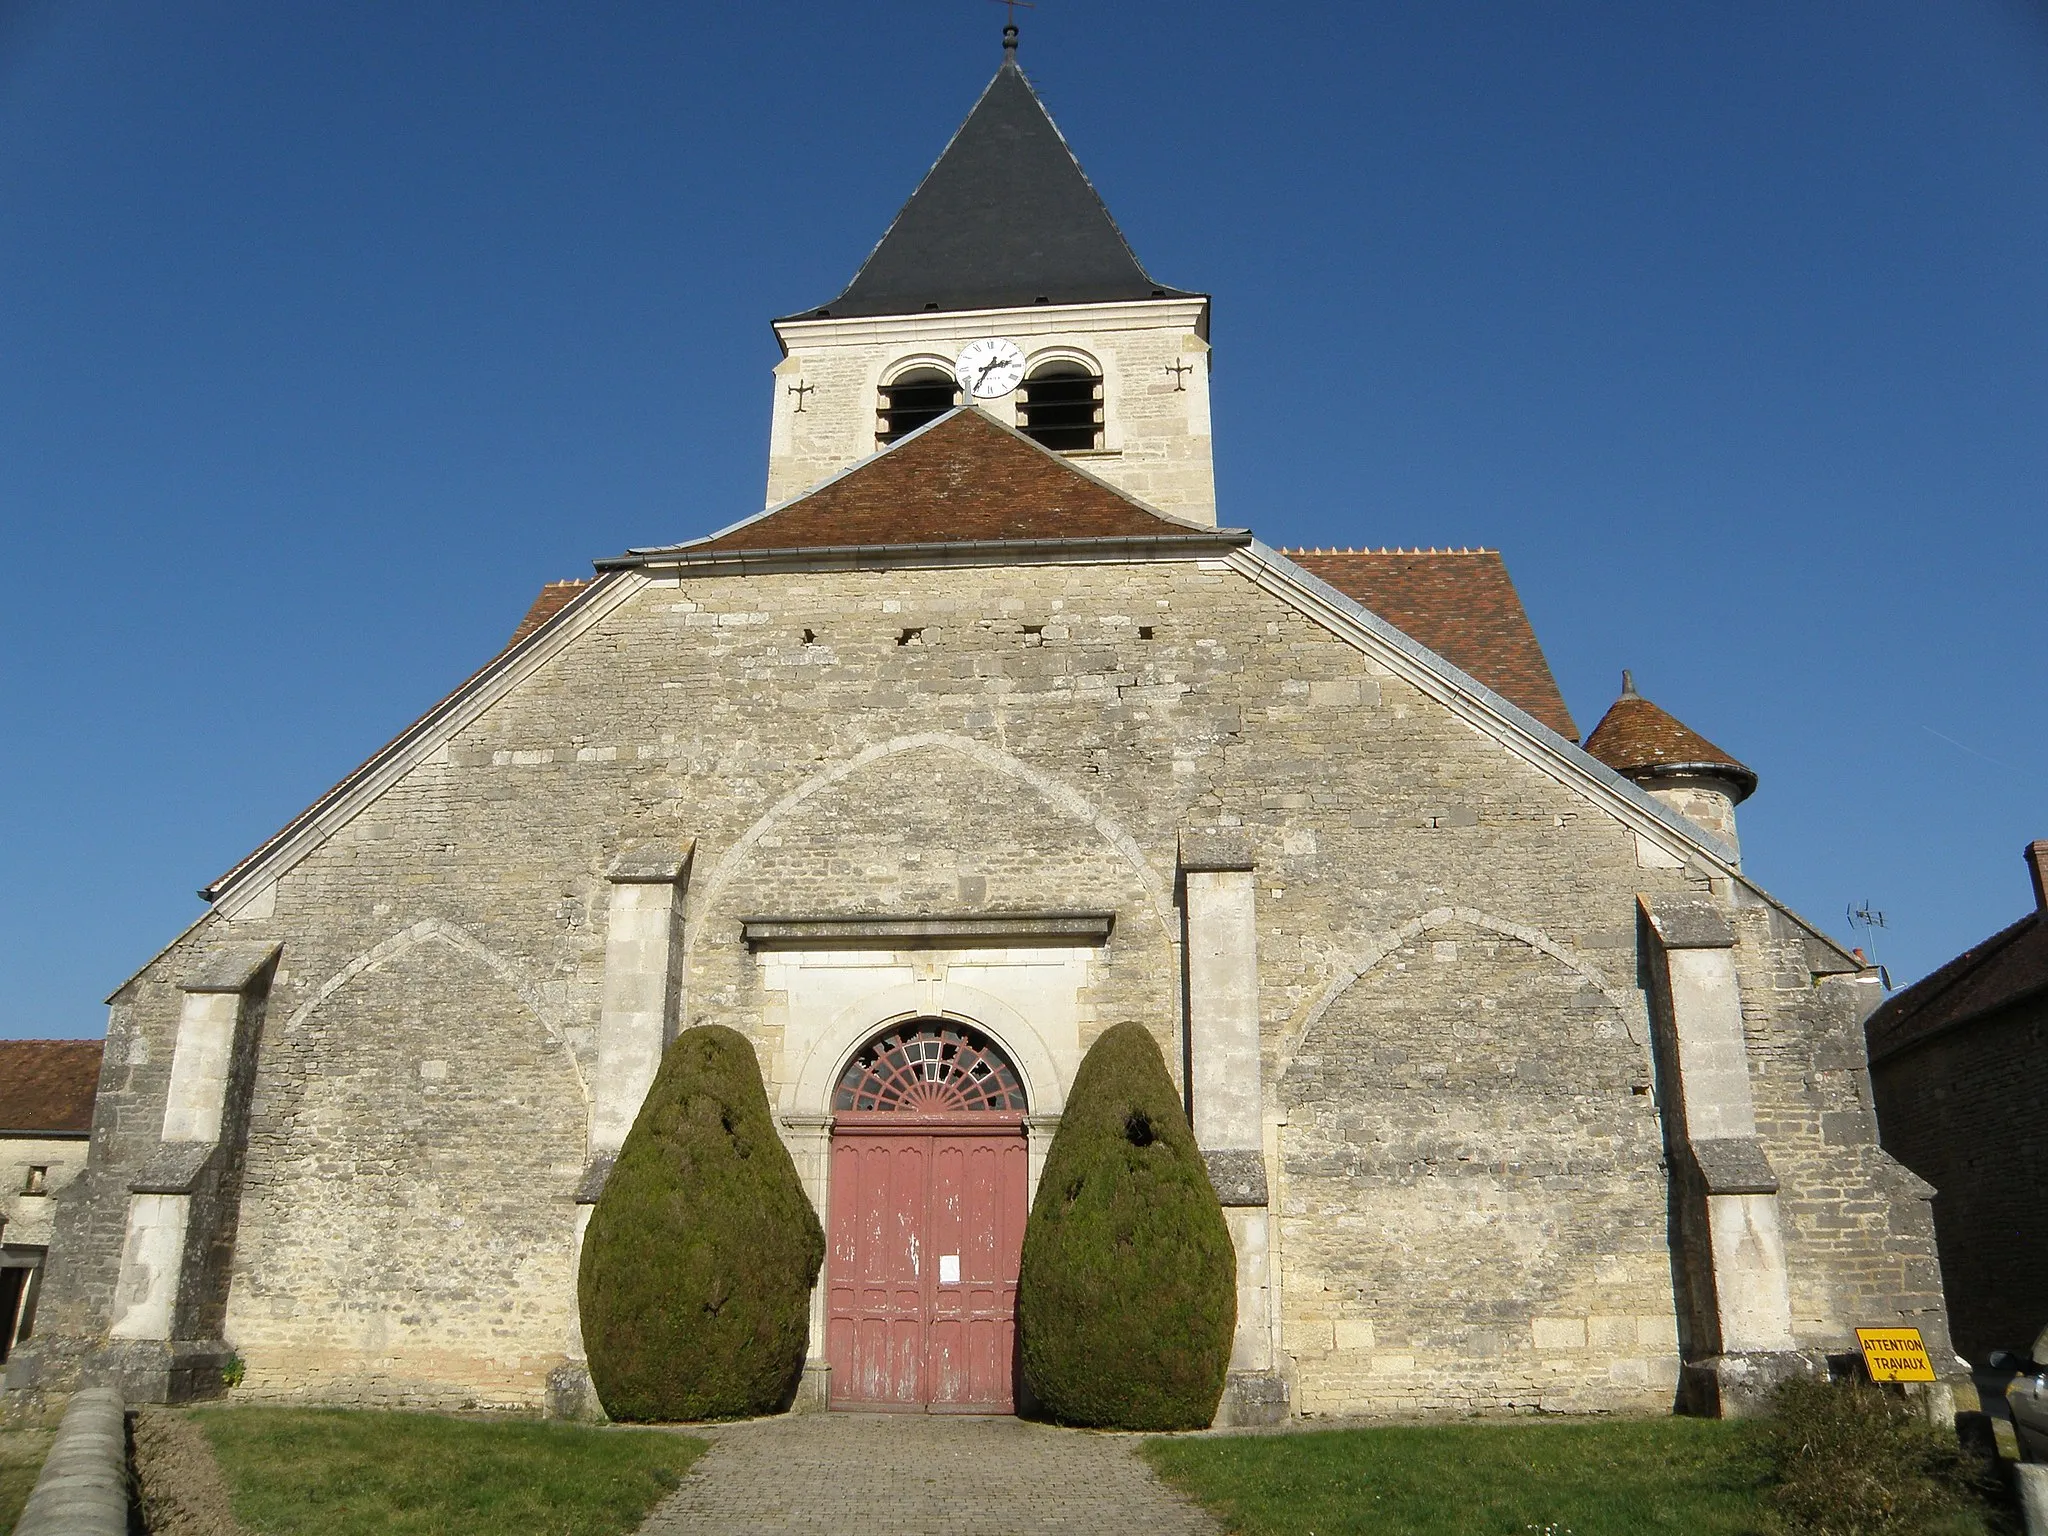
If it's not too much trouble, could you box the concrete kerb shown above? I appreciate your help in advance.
[13,1386,129,1536]
[2016,1462,2048,1536]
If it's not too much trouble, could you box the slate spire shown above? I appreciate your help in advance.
[791,45,1195,320]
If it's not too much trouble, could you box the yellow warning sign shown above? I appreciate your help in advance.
[1856,1327,1936,1382]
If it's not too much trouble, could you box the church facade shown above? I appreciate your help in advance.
[8,39,1950,1426]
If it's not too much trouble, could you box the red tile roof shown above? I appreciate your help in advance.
[1582,673,1754,800]
[690,408,1220,553]
[506,580,591,649]
[1866,910,2048,1064]
[1283,548,1578,740]
[0,1040,103,1135]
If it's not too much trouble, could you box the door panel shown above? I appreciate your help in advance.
[827,1126,1025,1412]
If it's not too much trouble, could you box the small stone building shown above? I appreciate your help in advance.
[7,36,1951,1425]
[1866,842,2048,1365]
[0,1041,102,1363]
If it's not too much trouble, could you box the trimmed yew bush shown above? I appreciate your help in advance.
[1018,1021,1236,1430]
[579,1025,825,1421]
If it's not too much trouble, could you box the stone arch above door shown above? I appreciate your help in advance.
[790,981,1066,1119]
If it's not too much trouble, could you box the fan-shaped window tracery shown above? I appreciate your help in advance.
[833,1020,1027,1115]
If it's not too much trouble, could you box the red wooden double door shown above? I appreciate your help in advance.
[826,1119,1028,1412]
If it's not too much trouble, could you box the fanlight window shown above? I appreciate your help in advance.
[834,1020,1027,1114]
[1018,362,1103,451]
[877,367,960,446]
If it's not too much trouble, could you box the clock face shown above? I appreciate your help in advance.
[954,337,1026,399]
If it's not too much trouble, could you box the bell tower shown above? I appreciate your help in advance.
[765,29,1217,526]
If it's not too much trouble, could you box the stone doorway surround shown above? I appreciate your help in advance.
[745,910,1107,1410]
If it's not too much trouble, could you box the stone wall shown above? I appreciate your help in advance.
[1,1137,90,1254]
[1870,996,2048,1362]
[1733,907,1952,1365]
[15,554,1947,1414]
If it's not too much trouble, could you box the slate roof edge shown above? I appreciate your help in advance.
[1230,541,1865,969]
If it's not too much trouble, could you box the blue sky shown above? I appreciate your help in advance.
[2,2,2043,1037]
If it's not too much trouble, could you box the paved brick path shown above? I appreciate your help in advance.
[635,1411,1223,1535]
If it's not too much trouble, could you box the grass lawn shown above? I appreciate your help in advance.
[196,1407,706,1536]
[0,1428,53,1536]
[1143,1416,1770,1536]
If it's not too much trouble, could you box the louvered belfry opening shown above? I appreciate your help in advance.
[1018,363,1103,450]
[877,369,961,446]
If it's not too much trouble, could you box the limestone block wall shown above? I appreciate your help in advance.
[20,554,1939,1415]
[1278,918,1675,1415]
[1730,906,1951,1367]
[767,299,1215,523]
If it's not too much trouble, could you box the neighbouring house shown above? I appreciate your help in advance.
[1866,842,2048,1365]
[0,1041,102,1362]
[6,28,1952,1426]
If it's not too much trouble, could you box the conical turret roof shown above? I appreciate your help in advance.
[1583,672,1757,802]
[786,49,1195,321]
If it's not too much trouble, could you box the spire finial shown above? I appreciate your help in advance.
[1620,669,1639,699]
[989,0,1032,55]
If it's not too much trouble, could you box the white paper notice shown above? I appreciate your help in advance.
[939,1254,961,1284]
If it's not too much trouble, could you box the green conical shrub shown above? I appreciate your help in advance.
[579,1025,825,1421]
[1018,1021,1237,1429]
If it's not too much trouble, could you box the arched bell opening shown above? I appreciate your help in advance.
[825,1017,1030,1413]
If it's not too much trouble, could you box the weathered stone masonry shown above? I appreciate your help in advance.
[7,551,1947,1418]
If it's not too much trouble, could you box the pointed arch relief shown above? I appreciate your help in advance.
[1281,906,1645,1082]
[229,919,589,1397]
[281,918,589,1112]
[684,732,1178,971]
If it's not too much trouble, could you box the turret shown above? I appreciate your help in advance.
[1584,671,1756,860]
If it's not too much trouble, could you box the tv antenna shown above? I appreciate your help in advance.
[1846,901,1889,978]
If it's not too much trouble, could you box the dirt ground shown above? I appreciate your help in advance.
[131,1408,246,1536]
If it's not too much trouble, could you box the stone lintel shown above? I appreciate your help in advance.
[1203,1147,1269,1207]
[178,943,282,995]
[606,839,695,885]
[1639,894,1735,950]
[574,1153,616,1205]
[128,1144,216,1196]
[1690,1136,1778,1196]
[1178,829,1255,872]
[740,912,1113,949]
